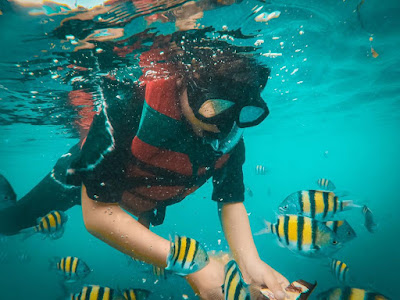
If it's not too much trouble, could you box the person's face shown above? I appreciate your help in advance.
[178,83,220,137]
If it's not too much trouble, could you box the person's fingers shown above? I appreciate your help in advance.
[262,272,287,300]
[273,269,290,288]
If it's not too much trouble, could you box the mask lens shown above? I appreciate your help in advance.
[239,106,265,125]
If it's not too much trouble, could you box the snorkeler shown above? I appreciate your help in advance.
[0,24,289,299]
[60,31,289,299]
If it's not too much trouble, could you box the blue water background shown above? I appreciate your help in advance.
[0,0,399,299]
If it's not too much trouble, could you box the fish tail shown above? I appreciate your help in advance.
[254,220,272,235]
[341,200,360,210]
[49,257,60,271]
[19,227,36,240]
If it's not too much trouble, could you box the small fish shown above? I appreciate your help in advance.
[222,260,250,300]
[0,174,17,210]
[69,285,125,300]
[122,288,151,300]
[261,279,317,300]
[152,265,166,279]
[20,210,68,240]
[371,47,379,58]
[316,178,336,191]
[255,11,281,23]
[330,259,349,284]
[256,215,343,257]
[324,220,357,243]
[17,251,31,264]
[255,165,267,175]
[279,190,357,220]
[317,286,390,299]
[51,256,91,282]
[165,235,209,276]
[362,205,377,233]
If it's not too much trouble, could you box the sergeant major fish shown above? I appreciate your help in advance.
[255,165,267,175]
[0,174,17,210]
[279,190,357,220]
[20,210,68,240]
[330,259,349,284]
[165,235,209,276]
[152,265,166,279]
[256,215,343,257]
[121,288,150,300]
[69,285,125,300]
[317,286,390,299]
[222,260,250,300]
[50,256,91,282]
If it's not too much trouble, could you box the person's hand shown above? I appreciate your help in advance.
[185,257,225,300]
[242,258,290,300]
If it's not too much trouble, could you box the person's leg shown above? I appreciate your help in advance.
[0,144,81,235]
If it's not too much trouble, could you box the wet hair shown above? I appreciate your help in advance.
[170,27,271,92]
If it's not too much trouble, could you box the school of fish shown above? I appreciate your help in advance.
[256,178,387,299]
[0,173,387,299]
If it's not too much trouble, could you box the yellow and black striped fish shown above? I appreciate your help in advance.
[52,256,91,282]
[330,259,349,283]
[324,220,357,243]
[165,235,209,276]
[21,210,68,240]
[255,165,267,175]
[70,285,125,300]
[122,288,151,300]
[279,190,355,220]
[317,287,390,299]
[152,265,166,279]
[316,178,336,191]
[223,260,250,300]
[257,215,343,257]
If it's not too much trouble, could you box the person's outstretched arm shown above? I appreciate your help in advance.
[81,184,170,266]
[221,202,289,300]
[82,184,227,300]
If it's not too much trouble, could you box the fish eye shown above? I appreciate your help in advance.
[282,205,288,210]
[332,240,338,245]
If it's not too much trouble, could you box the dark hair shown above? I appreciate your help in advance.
[169,27,271,91]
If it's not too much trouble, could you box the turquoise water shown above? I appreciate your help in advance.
[0,0,399,299]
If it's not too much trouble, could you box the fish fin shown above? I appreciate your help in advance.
[165,235,176,271]
[49,256,61,271]
[50,227,65,240]
[297,280,317,300]
[335,190,349,198]
[254,220,272,235]
[19,227,36,240]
